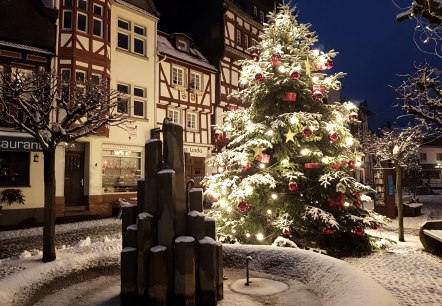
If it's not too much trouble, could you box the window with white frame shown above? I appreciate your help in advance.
[236,29,242,45]
[168,108,181,124]
[133,25,146,55]
[93,5,104,38]
[190,72,202,91]
[117,19,147,56]
[437,153,442,161]
[64,0,72,8]
[172,66,185,87]
[117,83,130,114]
[77,12,87,33]
[260,11,265,23]
[75,70,86,82]
[253,5,257,16]
[133,86,146,117]
[63,10,73,29]
[186,112,198,130]
[244,34,249,49]
[251,38,258,47]
[117,19,130,51]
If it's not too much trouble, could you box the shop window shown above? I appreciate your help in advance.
[0,152,30,187]
[102,149,141,193]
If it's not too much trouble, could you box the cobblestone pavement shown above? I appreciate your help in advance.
[0,219,121,260]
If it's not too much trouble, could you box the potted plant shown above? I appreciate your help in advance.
[0,189,25,213]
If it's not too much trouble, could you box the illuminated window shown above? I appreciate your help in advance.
[172,66,185,87]
[186,112,198,130]
[102,149,141,193]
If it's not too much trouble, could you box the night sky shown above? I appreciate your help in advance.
[292,0,440,129]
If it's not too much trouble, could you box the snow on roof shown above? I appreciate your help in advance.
[188,210,205,217]
[157,34,218,72]
[0,40,54,55]
[114,0,159,18]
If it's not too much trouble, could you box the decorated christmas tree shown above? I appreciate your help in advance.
[203,4,385,255]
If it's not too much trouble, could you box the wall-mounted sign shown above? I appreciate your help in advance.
[0,135,43,152]
[183,145,210,157]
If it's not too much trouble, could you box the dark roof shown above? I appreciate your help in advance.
[120,0,159,16]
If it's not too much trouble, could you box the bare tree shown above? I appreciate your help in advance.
[393,62,442,133]
[361,125,424,242]
[0,69,126,262]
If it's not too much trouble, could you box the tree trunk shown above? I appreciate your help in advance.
[395,164,404,242]
[42,148,57,262]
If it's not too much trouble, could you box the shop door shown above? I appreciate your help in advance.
[64,149,85,207]
[191,157,205,187]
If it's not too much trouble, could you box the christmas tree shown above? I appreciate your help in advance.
[203,4,385,255]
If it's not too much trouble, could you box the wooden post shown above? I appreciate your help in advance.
[148,245,168,305]
[144,139,162,216]
[189,188,204,212]
[137,212,154,297]
[157,169,176,294]
[125,224,137,248]
[198,237,217,306]
[121,247,137,305]
[174,236,196,306]
[163,121,186,236]
[137,178,145,216]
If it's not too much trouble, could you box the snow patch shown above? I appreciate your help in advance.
[175,236,195,243]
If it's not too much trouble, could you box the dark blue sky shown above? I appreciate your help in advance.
[293,0,440,129]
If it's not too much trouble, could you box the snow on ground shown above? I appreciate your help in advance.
[0,191,441,305]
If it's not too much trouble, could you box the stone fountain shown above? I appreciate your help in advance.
[120,119,223,305]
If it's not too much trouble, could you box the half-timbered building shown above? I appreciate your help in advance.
[157,32,217,185]
[0,0,57,228]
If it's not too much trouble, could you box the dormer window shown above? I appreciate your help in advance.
[176,38,189,52]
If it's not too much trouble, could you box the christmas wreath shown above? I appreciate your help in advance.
[1,189,25,205]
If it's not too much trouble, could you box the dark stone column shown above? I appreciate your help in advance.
[148,245,168,305]
[122,204,137,248]
[125,224,137,248]
[137,212,154,297]
[174,236,196,306]
[163,121,186,236]
[197,237,217,306]
[157,169,176,294]
[204,217,216,240]
[187,211,205,241]
[215,241,223,300]
[144,139,162,216]
[188,188,204,212]
[137,178,145,216]
[121,247,137,305]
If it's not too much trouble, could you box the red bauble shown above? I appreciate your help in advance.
[328,131,338,142]
[331,163,341,170]
[325,59,334,69]
[288,181,298,192]
[272,52,282,66]
[312,90,323,101]
[322,227,336,235]
[211,194,220,203]
[354,228,365,237]
[241,163,252,171]
[349,112,359,121]
[289,70,300,80]
[237,200,250,212]
[355,193,361,199]
[302,127,313,138]
[305,163,320,169]
[283,92,297,102]
[255,73,264,82]
[282,229,292,238]
[348,160,356,169]
[251,52,259,61]
[312,85,326,93]
[214,130,223,141]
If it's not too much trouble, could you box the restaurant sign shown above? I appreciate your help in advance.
[0,136,43,152]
